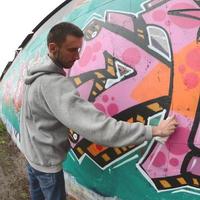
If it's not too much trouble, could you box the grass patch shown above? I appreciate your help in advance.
[0,120,15,174]
[0,120,7,137]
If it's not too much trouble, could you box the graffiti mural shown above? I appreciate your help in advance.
[137,0,200,192]
[0,0,199,199]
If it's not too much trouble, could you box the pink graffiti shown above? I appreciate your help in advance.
[94,95,119,117]
[142,0,199,52]
[178,64,186,74]
[79,45,93,67]
[68,0,200,191]
[152,9,166,22]
[166,127,190,155]
[139,0,200,190]
[186,47,200,72]
[122,48,141,66]
[102,95,109,103]
[152,151,166,167]
[183,72,199,89]
[187,157,200,175]
[169,158,179,167]
[107,103,119,116]
[169,3,200,29]
[94,103,106,113]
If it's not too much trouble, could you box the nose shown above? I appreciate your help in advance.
[75,52,80,60]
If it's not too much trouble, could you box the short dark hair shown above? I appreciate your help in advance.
[47,22,84,45]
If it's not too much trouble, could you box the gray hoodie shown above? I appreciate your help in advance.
[20,56,152,173]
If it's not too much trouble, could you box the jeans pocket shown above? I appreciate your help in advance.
[38,173,55,189]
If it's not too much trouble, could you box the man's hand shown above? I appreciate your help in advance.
[152,115,178,138]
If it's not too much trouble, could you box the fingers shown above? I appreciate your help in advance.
[161,123,177,136]
[169,120,178,127]
[168,125,176,130]
[171,115,176,120]
[153,115,178,138]
[167,115,179,126]
[168,127,176,133]
[167,115,176,121]
[167,125,177,134]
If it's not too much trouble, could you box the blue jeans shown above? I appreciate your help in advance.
[26,163,66,200]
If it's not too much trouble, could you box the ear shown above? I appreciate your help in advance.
[48,43,58,54]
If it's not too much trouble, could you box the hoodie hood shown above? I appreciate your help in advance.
[25,56,66,85]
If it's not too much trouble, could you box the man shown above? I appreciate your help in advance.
[20,22,178,200]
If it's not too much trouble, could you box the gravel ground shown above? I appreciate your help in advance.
[0,121,76,200]
[0,121,30,200]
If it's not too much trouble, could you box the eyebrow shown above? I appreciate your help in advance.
[68,47,81,51]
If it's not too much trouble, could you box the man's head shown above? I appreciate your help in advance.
[47,22,84,68]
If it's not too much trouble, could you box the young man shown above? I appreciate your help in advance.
[20,22,178,200]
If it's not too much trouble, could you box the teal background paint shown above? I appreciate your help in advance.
[63,146,199,200]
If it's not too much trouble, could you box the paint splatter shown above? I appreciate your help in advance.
[122,48,141,66]
[94,103,106,113]
[152,151,166,167]
[170,158,179,167]
[186,47,200,72]
[166,127,190,155]
[184,73,199,89]
[107,103,119,116]
[178,64,185,74]
[102,95,109,103]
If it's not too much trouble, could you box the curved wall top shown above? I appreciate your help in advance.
[0,0,200,199]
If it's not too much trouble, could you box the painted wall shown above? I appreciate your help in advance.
[0,0,199,199]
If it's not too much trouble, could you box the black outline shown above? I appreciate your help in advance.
[71,50,137,102]
[181,97,200,174]
[168,8,200,21]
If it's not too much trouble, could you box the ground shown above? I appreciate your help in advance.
[0,121,76,200]
[0,121,29,200]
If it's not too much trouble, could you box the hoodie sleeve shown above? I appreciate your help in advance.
[41,74,152,147]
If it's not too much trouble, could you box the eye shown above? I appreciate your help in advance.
[78,48,82,53]
[68,48,79,53]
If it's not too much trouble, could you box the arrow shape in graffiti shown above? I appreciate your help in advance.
[71,51,137,102]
